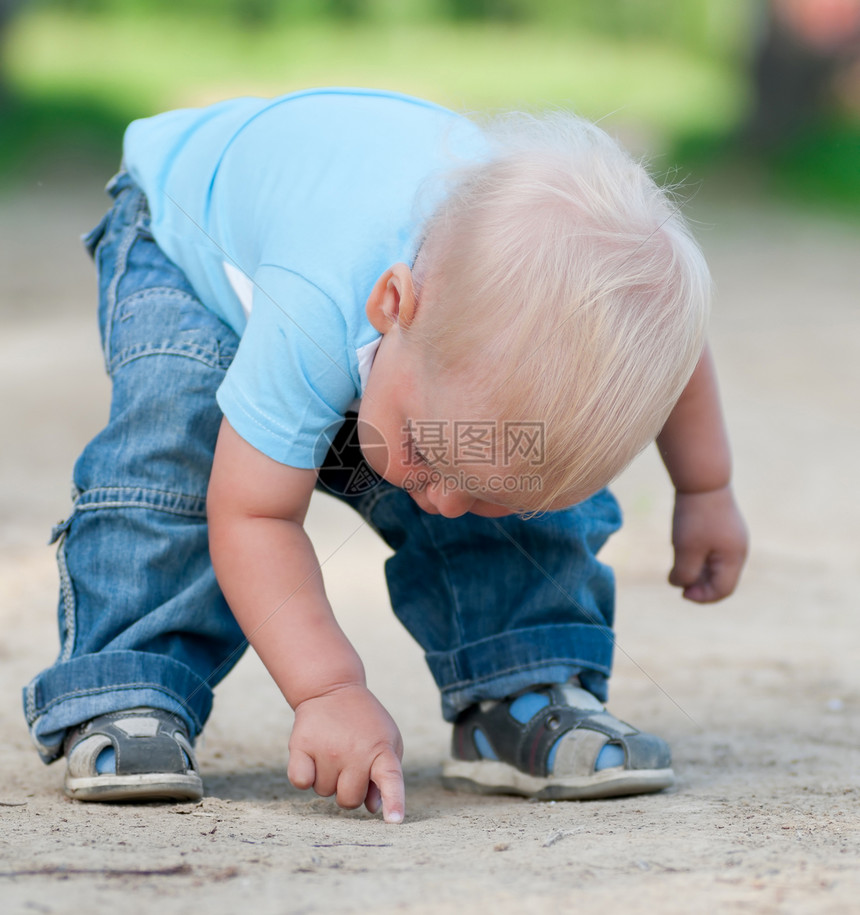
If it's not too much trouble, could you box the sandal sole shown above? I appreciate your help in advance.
[65,773,203,803]
[441,759,675,800]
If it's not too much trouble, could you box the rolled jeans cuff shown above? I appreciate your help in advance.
[429,622,614,721]
[23,650,214,763]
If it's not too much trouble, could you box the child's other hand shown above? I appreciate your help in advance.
[287,684,405,823]
[668,485,748,603]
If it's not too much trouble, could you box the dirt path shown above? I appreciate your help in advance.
[1,171,859,914]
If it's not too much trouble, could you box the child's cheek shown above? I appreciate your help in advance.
[355,416,391,480]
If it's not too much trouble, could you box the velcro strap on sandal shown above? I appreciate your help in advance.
[65,708,194,777]
[452,685,670,778]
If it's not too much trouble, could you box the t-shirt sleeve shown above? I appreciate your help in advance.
[215,265,359,468]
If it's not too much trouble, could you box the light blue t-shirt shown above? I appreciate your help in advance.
[122,88,486,467]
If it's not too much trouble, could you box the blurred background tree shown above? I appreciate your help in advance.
[0,0,857,211]
[740,0,860,208]
[745,0,860,148]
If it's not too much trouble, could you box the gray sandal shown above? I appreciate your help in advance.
[64,707,203,802]
[441,683,675,800]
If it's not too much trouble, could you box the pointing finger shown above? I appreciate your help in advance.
[370,748,405,824]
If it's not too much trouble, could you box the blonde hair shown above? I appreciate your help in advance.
[409,111,711,511]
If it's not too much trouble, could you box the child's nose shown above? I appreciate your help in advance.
[426,481,474,519]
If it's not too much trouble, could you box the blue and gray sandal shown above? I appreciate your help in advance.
[64,707,203,802]
[441,683,674,800]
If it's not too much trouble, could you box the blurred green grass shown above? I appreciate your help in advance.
[1,6,858,215]
[1,8,743,174]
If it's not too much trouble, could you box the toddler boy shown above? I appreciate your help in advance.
[24,88,747,822]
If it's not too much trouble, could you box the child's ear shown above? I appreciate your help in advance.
[365,263,416,333]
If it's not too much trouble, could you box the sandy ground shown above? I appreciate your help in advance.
[1,167,859,915]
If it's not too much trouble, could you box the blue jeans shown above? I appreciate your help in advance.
[24,174,622,762]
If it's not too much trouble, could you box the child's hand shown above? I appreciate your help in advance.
[287,684,405,823]
[668,485,748,603]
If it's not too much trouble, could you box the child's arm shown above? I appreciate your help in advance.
[656,345,748,603]
[207,418,405,823]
